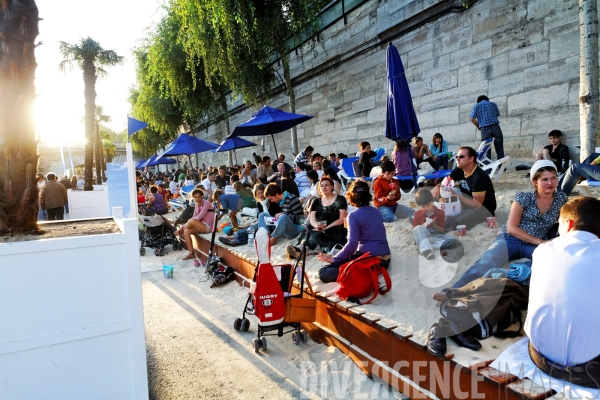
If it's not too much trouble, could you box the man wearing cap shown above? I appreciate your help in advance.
[39,173,69,221]
[558,153,600,195]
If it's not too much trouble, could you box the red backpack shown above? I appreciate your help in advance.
[336,253,392,304]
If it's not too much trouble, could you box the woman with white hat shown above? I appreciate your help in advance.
[433,160,568,301]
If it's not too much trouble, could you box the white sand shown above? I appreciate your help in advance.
[151,170,598,369]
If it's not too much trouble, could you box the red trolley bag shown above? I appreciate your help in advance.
[252,228,286,326]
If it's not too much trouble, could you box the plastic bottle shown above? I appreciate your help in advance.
[247,226,255,247]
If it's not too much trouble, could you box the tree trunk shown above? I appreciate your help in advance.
[0,1,40,235]
[276,46,298,156]
[94,121,102,184]
[219,97,233,167]
[100,140,106,182]
[579,0,599,161]
[83,60,96,190]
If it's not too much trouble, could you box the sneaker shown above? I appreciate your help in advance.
[218,237,239,247]
[422,250,435,260]
[286,245,301,260]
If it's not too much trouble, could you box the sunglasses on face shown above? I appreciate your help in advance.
[456,155,468,159]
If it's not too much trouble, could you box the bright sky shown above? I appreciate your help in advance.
[34,0,164,144]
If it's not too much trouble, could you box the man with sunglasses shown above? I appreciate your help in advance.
[433,146,496,231]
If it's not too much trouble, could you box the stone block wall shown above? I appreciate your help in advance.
[196,0,582,167]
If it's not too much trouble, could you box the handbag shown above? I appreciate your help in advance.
[336,253,392,304]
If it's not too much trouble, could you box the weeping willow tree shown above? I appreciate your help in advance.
[0,0,40,235]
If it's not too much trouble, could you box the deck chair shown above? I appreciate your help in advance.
[475,138,511,183]
[372,147,386,163]
[476,138,495,166]
[578,179,600,197]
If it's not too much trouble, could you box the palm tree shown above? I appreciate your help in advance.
[0,1,40,235]
[94,106,111,184]
[58,37,123,191]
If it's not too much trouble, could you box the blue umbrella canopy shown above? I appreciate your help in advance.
[214,137,257,153]
[142,154,177,168]
[158,133,219,157]
[228,106,313,158]
[229,106,313,138]
[135,158,148,169]
[385,43,420,142]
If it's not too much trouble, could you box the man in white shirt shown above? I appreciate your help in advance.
[526,197,600,387]
[168,177,179,196]
[76,176,85,191]
[294,162,311,199]
[200,172,218,197]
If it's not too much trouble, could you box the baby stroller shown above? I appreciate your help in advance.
[234,228,315,352]
[138,207,184,256]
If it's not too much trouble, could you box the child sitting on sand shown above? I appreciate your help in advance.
[412,188,456,260]
[212,189,243,229]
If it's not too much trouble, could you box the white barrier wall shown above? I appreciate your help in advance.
[0,217,148,399]
[68,186,111,219]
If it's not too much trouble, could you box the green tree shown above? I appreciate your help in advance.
[174,0,328,154]
[0,0,40,235]
[58,37,124,190]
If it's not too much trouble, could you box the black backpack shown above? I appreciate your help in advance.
[210,265,234,288]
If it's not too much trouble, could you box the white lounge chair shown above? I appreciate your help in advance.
[475,138,510,183]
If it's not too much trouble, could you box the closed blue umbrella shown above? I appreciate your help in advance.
[385,42,420,186]
[214,137,257,165]
[385,43,420,141]
[228,105,313,158]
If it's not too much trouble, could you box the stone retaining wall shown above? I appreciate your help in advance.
[195,0,582,167]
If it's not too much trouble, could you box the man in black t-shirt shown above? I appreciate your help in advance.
[214,166,230,189]
[535,130,570,173]
[433,146,496,231]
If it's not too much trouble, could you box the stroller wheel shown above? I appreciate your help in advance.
[139,248,146,256]
[159,248,166,256]
[292,331,300,345]
[241,318,250,332]
[233,318,242,331]
[154,249,159,256]
[172,242,179,251]
[260,337,267,352]
[300,329,308,343]
[252,338,260,353]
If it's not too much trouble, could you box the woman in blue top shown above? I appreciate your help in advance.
[428,133,449,170]
[317,180,391,283]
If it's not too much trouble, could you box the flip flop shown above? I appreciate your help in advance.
[182,253,195,260]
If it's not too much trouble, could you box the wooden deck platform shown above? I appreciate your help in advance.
[191,234,558,400]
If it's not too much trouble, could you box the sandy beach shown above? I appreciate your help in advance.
[179,169,599,367]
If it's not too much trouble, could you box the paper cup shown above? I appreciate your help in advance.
[409,201,417,208]
[486,217,496,229]
[163,265,174,279]
[456,225,467,236]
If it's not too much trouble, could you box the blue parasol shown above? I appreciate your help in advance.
[135,158,148,169]
[227,105,313,158]
[142,154,177,168]
[158,133,219,157]
[214,137,257,165]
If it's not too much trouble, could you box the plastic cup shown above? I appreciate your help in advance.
[456,225,467,236]
[486,217,496,229]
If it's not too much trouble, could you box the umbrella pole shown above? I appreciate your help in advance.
[233,149,238,165]
[271,134,279,160]
[406,140,418,188]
